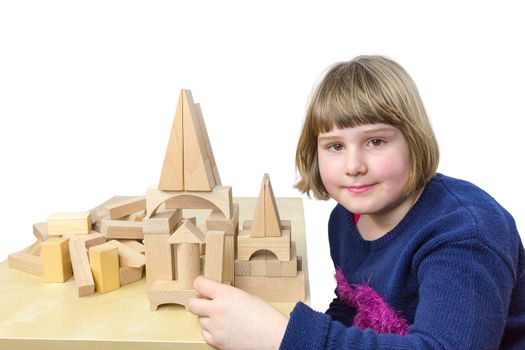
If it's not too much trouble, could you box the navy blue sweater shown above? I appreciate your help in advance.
[281,174,525,349]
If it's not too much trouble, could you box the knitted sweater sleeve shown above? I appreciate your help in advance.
[279,237,515,349]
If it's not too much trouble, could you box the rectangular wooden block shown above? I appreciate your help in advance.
[204,230,225,282]
[32,222,49,241]
[143,209,182,234]
[89,243,120,293]
[144,233,173,287]
[8,251,43,277]
[47,212,92,235]
[119,266,144,286]
[24,241,42,256]
[105,196,146,220]
[41,237,73,282]
[234,271,305,302]
[64,231,106,248]
[206,204,239,236]
[106,240,146,268]
[119,239,145,254]
[101,220,144,239]
[69,236,95,296]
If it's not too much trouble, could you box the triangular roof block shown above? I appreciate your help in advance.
[168,219,206,244]
[158,90,221,192]
[250,173,282,238]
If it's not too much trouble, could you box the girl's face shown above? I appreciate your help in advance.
[317,123,413,222]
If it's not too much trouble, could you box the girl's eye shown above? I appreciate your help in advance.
[330,143,344,151]
[368,139,384,147]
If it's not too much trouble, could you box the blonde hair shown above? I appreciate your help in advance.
[295,55,439,200]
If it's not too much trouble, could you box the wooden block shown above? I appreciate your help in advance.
[148,186,233,220]
[158,90,184,191]
[101,220,143,239]
[204,230,225,282]
[249,250,267,276]
[41,237,73,283]
[144,233,173,287]
[250,174,282,238]
[168,220,205,244]
[24,241,42,256]
[143,208,182,234]
[182,90,216,191]
[105,196,146,220]
[281,242,298,277]
[89,243,120,293]
[47,212,92,236]
[234,272,305,302]
[237,229,291,261]
[8,251,43,277]
[69,235,95,296]
[64,231,106,248]
[243,219,291,232]
[89,196,137,223]
[119,239,145,254]
[32,222,49,241]
[194,102,221,186]
[223,234,235,284]
[148,280,198,310]
[129,211,146,222]
[234,259,249,276]
[106,240,146,268]
[206,204,239,236]
[119,266,144,286]
[176,243,201,289]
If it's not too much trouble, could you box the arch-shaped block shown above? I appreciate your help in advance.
[148,280,197,310]
[237,229,291,261]
[146,186,233,220]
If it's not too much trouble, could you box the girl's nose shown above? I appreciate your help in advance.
[344,150,367,176]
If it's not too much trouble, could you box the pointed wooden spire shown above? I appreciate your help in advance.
[158,90,220,192]
[168,220,205,244]
[250,174,282,238]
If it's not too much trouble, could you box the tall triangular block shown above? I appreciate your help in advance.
[158,90,220,192]
[251,174,282,238]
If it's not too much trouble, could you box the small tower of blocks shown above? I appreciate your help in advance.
[145,90,239,310]
[234,174,305,302]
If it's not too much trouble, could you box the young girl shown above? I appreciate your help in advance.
[188,55,525,349]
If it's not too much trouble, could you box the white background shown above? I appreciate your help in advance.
[1,1,524,312]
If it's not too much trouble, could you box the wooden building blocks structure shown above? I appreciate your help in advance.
[7,89,305,311]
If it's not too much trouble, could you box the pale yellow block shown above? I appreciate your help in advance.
[41,237,73,282]
[89,243,120,293]
[47,212,92,235]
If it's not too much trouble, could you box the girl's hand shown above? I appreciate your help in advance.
[188,276,289,350]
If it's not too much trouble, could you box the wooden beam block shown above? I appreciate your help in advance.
[223,234,235,284]
[182,89,216,191]
[47,212,92,236]
[234,272,305,302]
[64,231,106,248]
[119,266,144,286]
[144,233,173,287]
[89,243,120,294]
[129,211,146,222]
[8,251,43,277]
[237,229,291,261]
[119,239,145,254]
[143,208,182,234]
[100,220,143,239]
[32,222,49,241]
[204,230,225,282]
[69,235,95,296]
[105,196,146,220]
[106,240,146,268]
[158,90,184,191]
[206,204,239,236]
[24,241,42,256]
[41,237,73,283]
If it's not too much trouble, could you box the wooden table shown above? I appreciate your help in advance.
[0,197,309,349]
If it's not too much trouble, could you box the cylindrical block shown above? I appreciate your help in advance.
[176,243,200,289]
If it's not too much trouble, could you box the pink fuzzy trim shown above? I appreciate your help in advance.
[335,267,409,336]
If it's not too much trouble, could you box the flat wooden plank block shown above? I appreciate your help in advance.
[68,236,95,296]
[106,240,146,268]
[47,212,92,236]
[101,220,144,239]
[105,196,146,220]
[8,251,43,277]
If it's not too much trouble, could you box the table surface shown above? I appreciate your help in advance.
[0,197,309,350]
